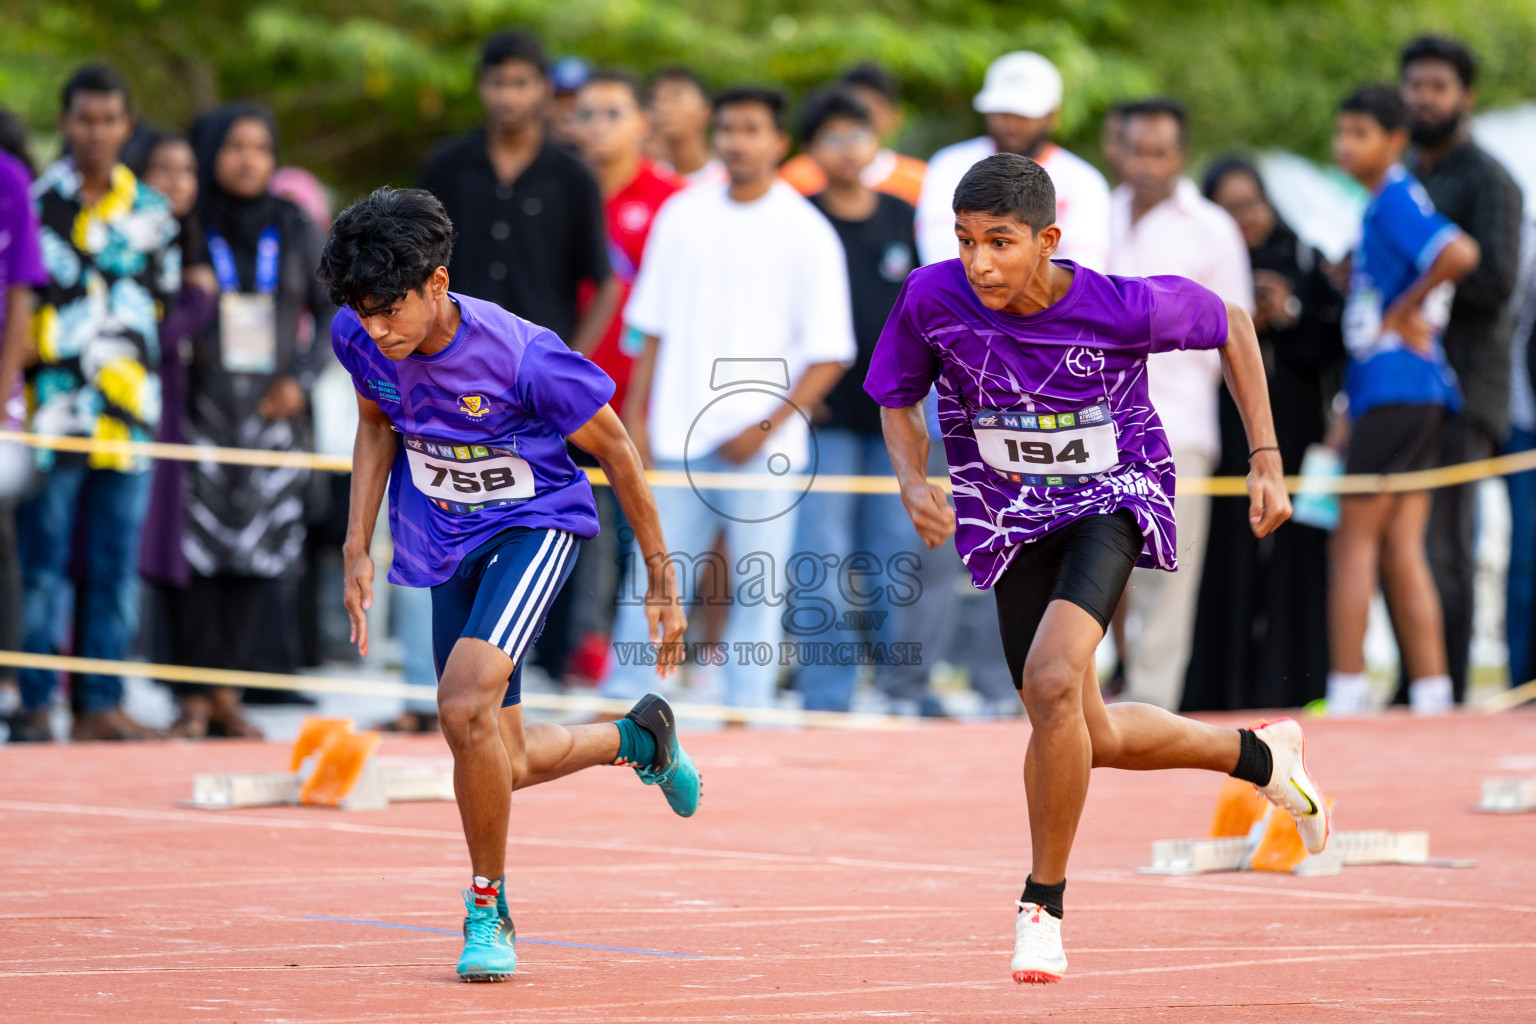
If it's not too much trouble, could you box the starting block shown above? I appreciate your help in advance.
[186,716,454,811]
[1141,778,1468,876]
[1478,777,1536,813]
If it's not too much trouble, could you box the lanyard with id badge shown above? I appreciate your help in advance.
[209,225,280,374]
[403,435,536,514]
[972,401,1120,487]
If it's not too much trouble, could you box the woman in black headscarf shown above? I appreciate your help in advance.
[160,102,331,737]
[1183,157,1346,711]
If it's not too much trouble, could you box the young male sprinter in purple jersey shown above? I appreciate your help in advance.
[865,154,1329,984]
[318,188,694,983]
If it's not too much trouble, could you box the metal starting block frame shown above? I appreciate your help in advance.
[187,755,454,811]
[1478,777,1536,813]
[1140,829,1466,877]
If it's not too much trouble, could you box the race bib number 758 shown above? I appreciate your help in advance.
[404,436,535,514]
[972,402,1119,486]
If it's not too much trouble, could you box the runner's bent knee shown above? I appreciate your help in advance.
[1018,654,1084,725]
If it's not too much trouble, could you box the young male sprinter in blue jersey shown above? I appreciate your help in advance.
[317,187,694,983]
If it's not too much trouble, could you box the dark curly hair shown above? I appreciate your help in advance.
[317,187,456,315]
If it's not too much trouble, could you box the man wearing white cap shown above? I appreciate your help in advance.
[915,51,1111,270]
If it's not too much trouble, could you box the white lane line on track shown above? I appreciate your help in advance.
[1073,868,1536,914]
[5,799,1533,917]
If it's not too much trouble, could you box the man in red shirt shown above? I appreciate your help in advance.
[565,68,683,685]
[574,69,681,411]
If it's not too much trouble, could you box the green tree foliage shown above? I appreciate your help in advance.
[3,0,1533,196]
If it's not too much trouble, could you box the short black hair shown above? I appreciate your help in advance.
[798,89,872,145]
[712,86,788,132]
[583,68,644,107]
[841,63,900,105]
[317,187,457,314]
[480,29,548,77]
[1102,101,1131,124]
[1401,35,1477,89]
[649,66,708,102]
[1339,83,1408,134]
[61,64,131,115]
[1120,97,1187,147]
[952,153,1056,234]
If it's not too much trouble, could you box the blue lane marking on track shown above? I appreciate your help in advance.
[305,915,707,959]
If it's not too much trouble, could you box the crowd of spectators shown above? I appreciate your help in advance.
[0,29,1531,742]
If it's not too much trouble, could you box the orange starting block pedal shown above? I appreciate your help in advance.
[300,729,382,807]
[1142,781,1464,876]
[187,716,454,811]
[289,717,353,771]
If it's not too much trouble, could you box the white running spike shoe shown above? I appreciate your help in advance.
[1011,901,1067,984]
[1252,717,1330,854]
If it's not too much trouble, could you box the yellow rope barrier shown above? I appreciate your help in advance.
[1,649,1525,718]
[0,650,920,730]
[3,429,1535,496]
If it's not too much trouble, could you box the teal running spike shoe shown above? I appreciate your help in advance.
[457,889,516,982]
[625,692,701,817]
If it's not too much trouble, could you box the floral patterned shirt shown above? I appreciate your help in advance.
[30,159,180,471]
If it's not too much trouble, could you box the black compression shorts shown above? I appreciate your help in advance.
[993,510,1144,689]
[1345,404,1444,476]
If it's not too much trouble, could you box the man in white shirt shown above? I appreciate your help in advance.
[1108,97,1255,711]
[604,86,857,709]
[915,51,1111,270]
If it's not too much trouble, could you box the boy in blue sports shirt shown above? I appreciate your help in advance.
[1327,85,1479,716]
[318,188,694,983]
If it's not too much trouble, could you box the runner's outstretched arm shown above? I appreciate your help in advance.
[1218,301,1293,538]
[342,392,399,657]
[880,402,956,549]
[567,403,688,676]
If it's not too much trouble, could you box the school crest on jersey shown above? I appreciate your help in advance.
[459,394,490,418]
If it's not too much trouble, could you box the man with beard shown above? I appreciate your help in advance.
[1399,36,1523,707]
[915,52,1109,270]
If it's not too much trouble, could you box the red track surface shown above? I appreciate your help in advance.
[3,711,1535,1022]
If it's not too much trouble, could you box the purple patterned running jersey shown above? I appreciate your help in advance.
[864,259,1228,588]
[332,292,614,587]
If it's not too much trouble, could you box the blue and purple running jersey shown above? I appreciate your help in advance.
[331,292,614,587]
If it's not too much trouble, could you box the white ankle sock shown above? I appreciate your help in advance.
[1326,672,1371,715]
[1409,675,1453,715]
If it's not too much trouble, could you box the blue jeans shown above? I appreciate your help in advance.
[1506,426,1536,684]
[18,465,153,712]
[601,451,798,708]
[790,429,914,711]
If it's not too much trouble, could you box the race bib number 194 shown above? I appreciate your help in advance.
[404,436,535,514]
[972,402,1119,486]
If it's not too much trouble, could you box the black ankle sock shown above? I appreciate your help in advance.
[1021,876,1065,920]
[1230,729,1273,787]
